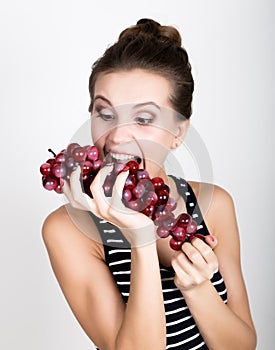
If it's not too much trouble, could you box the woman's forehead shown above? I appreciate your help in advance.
[93,69,173,108]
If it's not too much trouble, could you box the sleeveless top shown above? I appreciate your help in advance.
[90,176,227,350]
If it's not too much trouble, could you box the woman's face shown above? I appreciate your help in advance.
[91,69,188,176]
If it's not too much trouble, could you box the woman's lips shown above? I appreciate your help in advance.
[104,151,142,165]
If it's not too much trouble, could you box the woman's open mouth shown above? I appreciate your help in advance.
[109,151,141,164]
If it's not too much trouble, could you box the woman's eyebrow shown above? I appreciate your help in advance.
[133,101,161,110]
[93,96,161,110]
[93,95,112,105]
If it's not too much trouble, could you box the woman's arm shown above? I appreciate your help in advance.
[171,185,257,350]
[115,242,166,350]
[42,205,166,350]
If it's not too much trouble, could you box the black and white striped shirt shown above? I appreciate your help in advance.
[91,177,227,350]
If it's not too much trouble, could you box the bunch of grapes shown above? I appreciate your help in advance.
[39,143,102,196]
[40,143,203,250]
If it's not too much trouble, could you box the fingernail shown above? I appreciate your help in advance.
[209,235,215,242]
[122,166,129,172]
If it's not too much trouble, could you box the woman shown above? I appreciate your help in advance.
[42,19,257,349]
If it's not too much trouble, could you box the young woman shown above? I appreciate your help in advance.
[42,19,257,350]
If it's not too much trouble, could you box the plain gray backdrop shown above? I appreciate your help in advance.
[0,0,274,349]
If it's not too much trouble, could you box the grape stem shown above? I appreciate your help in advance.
[48,148,56,157]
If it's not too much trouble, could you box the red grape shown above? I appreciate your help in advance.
[127,160,139,174]
[169,238,183,251]
[172,226,186,242]
[146,191,158,206]
[124,174,137,190]
[40,163,52,176]
[132,183,146,199]
[51,163,67,178]
[65,156,76,170]
[156,189,169,205]
[82,160,93,176]
[177,213,192,228]
[162,216,176,230]
[93,159,103,172]
[46,158,55,166]
[126,199,142,211]
[157,226,170,238]
[186,220,198,235]
[55,152,67,163]
[43,175,58,191]
[87,145,99,161]
[136,169,150,181]
[122,188,132,202]
[54,180,63,194]
[103,174,115,197]
[67,142,80,156]
[72,146,87,162]
[165,197,177,212]
[153,205,169,220]
[151,177,164,191]
[142,204,154,217]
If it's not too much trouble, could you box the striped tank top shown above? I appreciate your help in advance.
[91,176,227,350]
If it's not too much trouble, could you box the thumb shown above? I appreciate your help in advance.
[205,235,218,249]
[113,169,130,198]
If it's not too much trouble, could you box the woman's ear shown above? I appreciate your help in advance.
[171,119,190,149]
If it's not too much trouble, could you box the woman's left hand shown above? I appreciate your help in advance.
[171,235,219,292]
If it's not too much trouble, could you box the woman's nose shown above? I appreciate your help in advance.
[108,123,133,145]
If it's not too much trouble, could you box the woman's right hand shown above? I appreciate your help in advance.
[63,165,156,247]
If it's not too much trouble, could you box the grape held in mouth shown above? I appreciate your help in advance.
[40,143,204,250]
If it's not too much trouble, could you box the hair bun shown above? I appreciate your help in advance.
[119,18,182,47]
[136,18,161,35]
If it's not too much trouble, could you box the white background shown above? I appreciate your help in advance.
[0,0,274,349]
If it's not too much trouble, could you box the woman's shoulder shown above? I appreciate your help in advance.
[42,205,104,260]
[187,180,233,203]
[42,205,74,238]
[42,204,68,224]
[187,180,236,237]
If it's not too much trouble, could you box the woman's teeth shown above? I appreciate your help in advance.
[110,152,137,162]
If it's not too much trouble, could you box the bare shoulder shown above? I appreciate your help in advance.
[187,180,236,238]
[42,205,104,261]
[42,205,70,234]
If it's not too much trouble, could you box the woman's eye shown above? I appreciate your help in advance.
[94,106,115,121]
[97,112,114,121]
[135,113,154,125]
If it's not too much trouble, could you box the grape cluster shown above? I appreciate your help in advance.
[39,143,102,196]
[116,161,204,250]
[40,143,204,250]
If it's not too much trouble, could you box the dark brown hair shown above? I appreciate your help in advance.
[88,18,194,120]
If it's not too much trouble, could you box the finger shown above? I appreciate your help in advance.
[181,241,207,266]
[70,166,86,203]
[113,170,129,198]
[171,252,196,287]
[63,177,87,210]
[176,243,213,283]
[110,170,131,211]
[204,235,218,249]
[191,238,218,271]
[70,166,97,211]
[62,179,74,203]
[172,255,192,278]
[90,164,113,201]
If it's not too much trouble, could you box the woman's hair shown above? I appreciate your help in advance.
[88,18,194,120]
